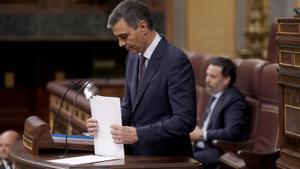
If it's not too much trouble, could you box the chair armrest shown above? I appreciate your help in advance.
[219,152,247,169]
[212,139,255,153]
[237,149,280,169]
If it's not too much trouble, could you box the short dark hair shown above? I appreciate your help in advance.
[210,57,237,86]
[107,0,153,30]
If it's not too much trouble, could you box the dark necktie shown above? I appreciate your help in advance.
[201,96,216,128]
[195,96,216,149]
[139,55,147,81]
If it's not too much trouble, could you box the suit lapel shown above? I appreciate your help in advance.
[133,60,159,111]
[132,38,166,112]
[131,55,140,103]
[207,91,227,128]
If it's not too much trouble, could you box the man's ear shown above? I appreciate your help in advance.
[223,76,231,87]
[138,20,148,34]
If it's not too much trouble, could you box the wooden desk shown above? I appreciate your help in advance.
[10,141,202,169]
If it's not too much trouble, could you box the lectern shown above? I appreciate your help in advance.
[10,139,202,169]
[22,116,93,155]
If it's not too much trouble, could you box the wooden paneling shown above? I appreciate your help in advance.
[186,0,235,56]
[276,17,300,169]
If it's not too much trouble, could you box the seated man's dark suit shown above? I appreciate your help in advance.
[194,86,249,168]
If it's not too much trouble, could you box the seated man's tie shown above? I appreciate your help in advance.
[196,96,216,148]
[201,96,216,129]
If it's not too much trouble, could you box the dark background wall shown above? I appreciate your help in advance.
[0,0,165,133]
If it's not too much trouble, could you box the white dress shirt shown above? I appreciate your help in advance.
[196,91,223,148]
[140,32,161,68]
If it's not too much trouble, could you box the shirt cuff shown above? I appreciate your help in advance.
[202,129,207,141]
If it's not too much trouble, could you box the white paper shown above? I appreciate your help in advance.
[90,95,125,159]
[47,155,118,165]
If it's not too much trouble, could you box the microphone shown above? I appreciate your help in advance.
[51,80,83,133]
[84,82,100,99]
[63,81,92,155]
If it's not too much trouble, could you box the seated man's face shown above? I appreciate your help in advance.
[0,137,13,158]
[205,64,230,94]
[0,131,18,159]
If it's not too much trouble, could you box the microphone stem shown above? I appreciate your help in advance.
[64,81,91,155]
[51,80,82,133]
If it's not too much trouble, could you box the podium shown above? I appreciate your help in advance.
[10,140,202,169]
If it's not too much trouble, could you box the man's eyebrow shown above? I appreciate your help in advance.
[118,33,129,38]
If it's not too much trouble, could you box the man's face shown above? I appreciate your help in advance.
[0,137,13,158]
[112,18,146,54]
[205,64,230,94]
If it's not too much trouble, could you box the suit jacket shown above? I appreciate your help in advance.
[205,86,250,143]
[121,37,196,157]
[0,159,13,169]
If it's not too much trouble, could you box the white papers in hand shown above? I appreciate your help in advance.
[90,95,125,159]
[47,155,118,165]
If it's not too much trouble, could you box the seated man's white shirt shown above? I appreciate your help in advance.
[196,91,223,148]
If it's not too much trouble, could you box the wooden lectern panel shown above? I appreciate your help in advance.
[23,115,93,155]
[277,17,300,169]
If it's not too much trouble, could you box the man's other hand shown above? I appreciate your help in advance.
[110,125,138,144]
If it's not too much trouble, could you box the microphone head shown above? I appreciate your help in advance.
[83,81,100,99]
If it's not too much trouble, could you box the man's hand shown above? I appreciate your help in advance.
[110,125,138,144]
[86,118,98,136]
[189,126,204,141]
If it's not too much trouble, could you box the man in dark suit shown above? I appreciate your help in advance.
[87,0,196,157]
[190,57,250,169]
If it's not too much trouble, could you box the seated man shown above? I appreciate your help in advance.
[190,57,250,169]
[0,130,19,169]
